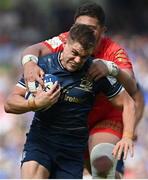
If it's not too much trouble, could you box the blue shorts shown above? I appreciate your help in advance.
[21,121,88,179]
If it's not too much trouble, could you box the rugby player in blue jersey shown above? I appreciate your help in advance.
[4,24,136,179]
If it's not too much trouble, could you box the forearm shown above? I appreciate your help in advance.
[122,100,136,139]
[4,95,30,114]
[113,101,135,160]
[116,69,137,96]
[133,87,145,126]
[96,59,137,96]
[21,43,51,88]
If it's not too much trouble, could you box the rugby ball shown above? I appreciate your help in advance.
[43,74,58,91]
[25,74,58,99]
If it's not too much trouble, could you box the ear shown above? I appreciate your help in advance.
[102,26,107,33]
[63,42,66,48]
[63,38,69,47]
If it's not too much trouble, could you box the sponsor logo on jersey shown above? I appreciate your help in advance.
[64,95,82,103]
[61,86,84,103]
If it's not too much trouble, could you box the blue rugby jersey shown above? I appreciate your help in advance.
[18,53,122,129]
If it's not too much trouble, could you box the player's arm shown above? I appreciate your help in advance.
[4,86,30,114]
[99,77,136,160]
[22,34,65,92]
[130,83,145,141]
[22,42,51,88]
[22,42,51,57]
[4,82,61,114]
[88,59,137,96]
[113,47,137,96]
[116,67,137,96]
[133,83,145,126]
[110,90,136,160]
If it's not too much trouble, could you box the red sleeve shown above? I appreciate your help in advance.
[110,45,133,70]
[97,37,133,70]
[41,32,68,53]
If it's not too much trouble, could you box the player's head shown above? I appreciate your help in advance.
[60,24,96,72]
[68,23,96,52]
[74,2,106,42]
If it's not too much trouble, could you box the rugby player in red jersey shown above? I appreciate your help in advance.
[21,2,144,178]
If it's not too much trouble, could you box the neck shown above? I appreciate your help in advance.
[93,36,102,55]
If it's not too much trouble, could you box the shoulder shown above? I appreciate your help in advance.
[97,37,133,69]
[100,36,123,53]
[58,32,69,42]
[38,53,59,62]
[42,32,68,52]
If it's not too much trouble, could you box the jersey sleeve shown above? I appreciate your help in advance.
[98,37,133,70]
[97,76,123,99]
[16,77,34,99]
[108,39,133,70]
[110,48,133,69]
[41,32,68,53]
[16,76,26,89]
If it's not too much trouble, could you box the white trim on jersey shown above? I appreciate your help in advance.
[108,87,125,99]
[106,76,117,85]
[16,82,26,89]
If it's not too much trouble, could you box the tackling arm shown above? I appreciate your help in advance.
[133,84,145,126]
[116,68,137,96]
[88,59,137,96]
[22,42,51,57]
[21,34,65,91]
[110,89,136,160]
[22,42,51,87]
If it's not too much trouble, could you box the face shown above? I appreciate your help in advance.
[75,15,105,42]
[60,39,93,72]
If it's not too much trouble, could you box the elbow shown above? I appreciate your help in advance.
[4,104,10,113]
[129,79,137,97]
[4,102,13,113]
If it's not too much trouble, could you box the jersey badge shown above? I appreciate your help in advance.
[76,77,93,92]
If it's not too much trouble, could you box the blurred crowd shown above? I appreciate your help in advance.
[0,0,148,178]
[113,34,148,178]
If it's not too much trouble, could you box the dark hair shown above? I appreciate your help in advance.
[68,24,96,51]
[74,2,105,26]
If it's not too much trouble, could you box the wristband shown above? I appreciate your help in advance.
[22,54,38,65]
[122,131,134,139]
[101,60,119,77]
[28,97,37,111]
[28,81,37,93]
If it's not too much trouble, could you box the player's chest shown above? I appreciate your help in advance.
[57,72,95,104]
